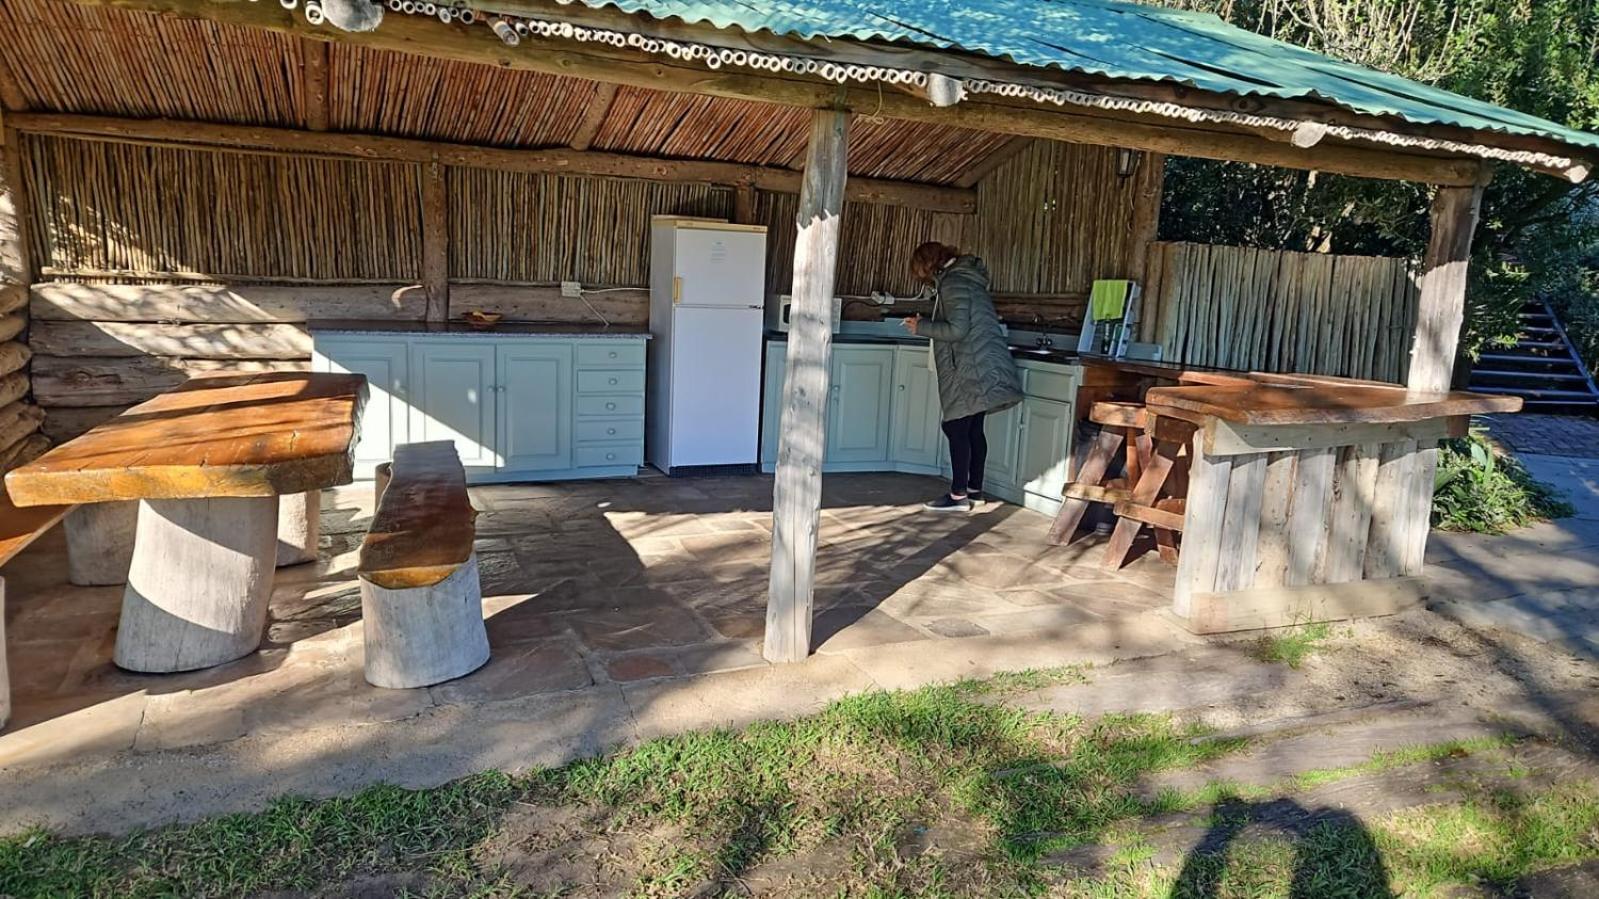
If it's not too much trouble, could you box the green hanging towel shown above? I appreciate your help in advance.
[1089,280,1131,322]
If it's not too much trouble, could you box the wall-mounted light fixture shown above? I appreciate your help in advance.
[1116,148,1143,179]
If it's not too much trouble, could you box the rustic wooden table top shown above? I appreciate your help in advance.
[4,372,368,506]
[1144,382,1521,425]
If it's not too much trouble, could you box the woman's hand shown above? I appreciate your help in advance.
[901,313,921,336]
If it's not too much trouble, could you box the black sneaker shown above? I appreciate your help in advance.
[923,493,973,512]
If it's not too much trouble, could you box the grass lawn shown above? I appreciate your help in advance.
[3,669,1596,898]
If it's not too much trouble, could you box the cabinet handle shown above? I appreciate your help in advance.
[608,351,618,359]
[898,384,905,391]
[608,377,619,385]
[606,452,616,461]
[607,427,616,435]
[605,402,616,410]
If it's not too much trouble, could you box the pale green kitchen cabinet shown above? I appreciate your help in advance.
[826,345,895,464]
[497,343,573,473]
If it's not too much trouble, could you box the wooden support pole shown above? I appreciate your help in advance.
[765,108,848,664]
[1408,183,1487,394]
[1123,152,1166,287]
[1395,179,1487,576]
[421,160,449,323]
[732,184,756,225]
[301,41,330,132]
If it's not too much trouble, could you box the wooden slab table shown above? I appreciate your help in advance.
[4,372,368,672]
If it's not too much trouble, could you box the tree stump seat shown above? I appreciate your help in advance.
[356,441,488,689]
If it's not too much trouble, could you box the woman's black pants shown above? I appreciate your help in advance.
[941,412,987,496]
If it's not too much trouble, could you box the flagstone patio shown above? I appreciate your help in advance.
[0,474,1184,778]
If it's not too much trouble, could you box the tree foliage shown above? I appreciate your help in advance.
[1154,0,1599,371]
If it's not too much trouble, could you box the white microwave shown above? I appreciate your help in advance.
[767,295,843,333]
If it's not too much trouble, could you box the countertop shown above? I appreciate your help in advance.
[312,320,651,338]
[767,330,1083,364]
[1144,382,1521,425]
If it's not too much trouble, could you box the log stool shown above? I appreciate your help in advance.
[1047,401,1152,545]
[1102,414,1196,571]
[357,441,488,689]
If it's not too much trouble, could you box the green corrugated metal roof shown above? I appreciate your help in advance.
[570,0,1599,154]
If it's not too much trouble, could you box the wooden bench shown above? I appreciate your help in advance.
[356,441,488,689]
[0,490,75,730]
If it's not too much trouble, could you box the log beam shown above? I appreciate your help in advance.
[765,108,847,664]
[10,112,975,213]
[60,0,1505,186]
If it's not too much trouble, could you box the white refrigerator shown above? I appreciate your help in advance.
[646,216,768,475]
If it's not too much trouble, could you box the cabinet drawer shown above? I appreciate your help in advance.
[575,342,646,368]
[576,394,645,417]
[1024,367,1078,403]
[575,443,643,468]
[577,369,646,394]
[576,418,644,443]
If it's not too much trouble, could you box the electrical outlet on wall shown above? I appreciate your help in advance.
[560,281,583,298]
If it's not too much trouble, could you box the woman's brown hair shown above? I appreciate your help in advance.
[910,241,959,284]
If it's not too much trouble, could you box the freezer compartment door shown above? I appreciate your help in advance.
[667,306,763,466]
[674,228,767,308]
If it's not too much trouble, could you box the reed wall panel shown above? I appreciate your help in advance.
[327,46,595,147]
[755,190,970,300]
[970,140,1137,300]
[23,135,424,281]
[447,167,732,284]
[1144,241,1418,383]
[0,0,304,125]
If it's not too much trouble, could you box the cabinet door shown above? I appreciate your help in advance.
[498,343,572,473]
[314,338,408,478]
[827,346,894,464]
[890,348,943,469]
[409,342,498,469]
[760,342,786,466]
[983,402,1023,489]
[1018,397,1074,499]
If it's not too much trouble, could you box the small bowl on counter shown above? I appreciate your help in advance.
[462,311,503,330]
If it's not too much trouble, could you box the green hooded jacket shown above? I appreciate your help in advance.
[917,256,1024,422]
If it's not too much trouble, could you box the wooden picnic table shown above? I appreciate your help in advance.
[4,371,368,673]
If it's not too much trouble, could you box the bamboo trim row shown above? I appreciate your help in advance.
[1145,241,1419,383]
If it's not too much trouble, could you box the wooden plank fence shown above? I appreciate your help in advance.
[1143,241,1420,383]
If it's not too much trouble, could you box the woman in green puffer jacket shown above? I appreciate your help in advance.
[902,241,1024,512]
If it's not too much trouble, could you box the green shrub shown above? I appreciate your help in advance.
[1432,432,1574,534]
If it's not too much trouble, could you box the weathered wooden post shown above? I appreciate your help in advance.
[765,108,848,664]
[1397,178,1488,573]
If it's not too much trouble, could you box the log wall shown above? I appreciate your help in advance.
[1,126,46,472]
[1143,241,1420,383]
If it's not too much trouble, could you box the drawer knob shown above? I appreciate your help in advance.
[607,427,616,435]
[608,351,618,359]
[608,377,618,385]
[606,402,616,410]
[606,452,616,460]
